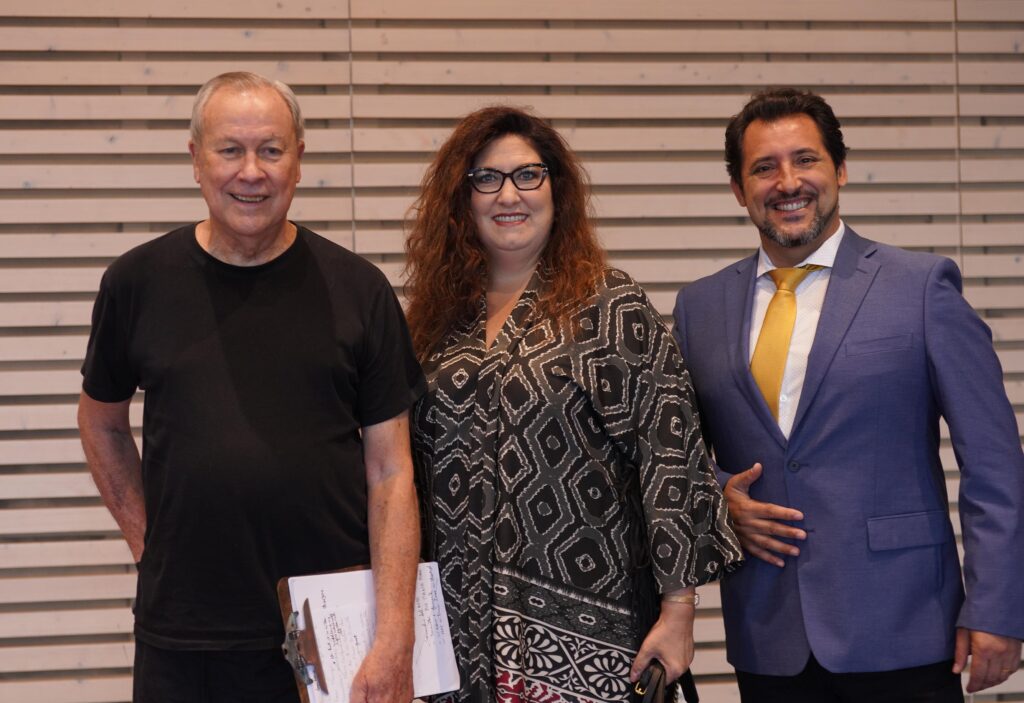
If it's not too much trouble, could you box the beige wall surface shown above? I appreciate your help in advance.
[1,1,1022,701]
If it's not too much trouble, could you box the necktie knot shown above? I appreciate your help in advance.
[768,264,824,293]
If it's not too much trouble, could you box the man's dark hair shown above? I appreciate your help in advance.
[725,88,848,183]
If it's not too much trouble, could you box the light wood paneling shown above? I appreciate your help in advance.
[1,2,1022,701]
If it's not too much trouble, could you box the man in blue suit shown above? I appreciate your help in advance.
[673,88,1024,701]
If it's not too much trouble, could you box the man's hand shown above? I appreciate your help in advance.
[724,463,805,567]
[350,636,414,703]
[629,596,696,684]
[954,628,1022,693]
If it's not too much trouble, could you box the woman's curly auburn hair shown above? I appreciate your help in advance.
[404,105,606,361]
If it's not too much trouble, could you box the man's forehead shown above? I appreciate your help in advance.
[201,87,296,139]
[742,115,827,158]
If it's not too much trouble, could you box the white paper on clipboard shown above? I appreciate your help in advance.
[286,561,459,703]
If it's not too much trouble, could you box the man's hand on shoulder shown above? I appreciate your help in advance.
[954,628,1022,693]
[724,463,806,568]
[350,635,414,703]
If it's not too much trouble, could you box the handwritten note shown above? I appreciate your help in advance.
[287,562,459,703]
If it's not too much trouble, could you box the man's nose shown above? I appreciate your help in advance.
[776,163,801,193]
[238,153,263,180]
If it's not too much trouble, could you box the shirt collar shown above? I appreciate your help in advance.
[757,220,846,277]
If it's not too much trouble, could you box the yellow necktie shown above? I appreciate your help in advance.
[750,265,824,420]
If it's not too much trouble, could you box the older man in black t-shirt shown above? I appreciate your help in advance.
[78,72,425,703]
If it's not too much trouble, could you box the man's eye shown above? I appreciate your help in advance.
[263,147,283,157]
[220,147,240,156]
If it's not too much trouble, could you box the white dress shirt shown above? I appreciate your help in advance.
[748,222,846,438]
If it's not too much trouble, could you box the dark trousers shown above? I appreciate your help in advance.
[133,639,301,703]
[736,653,963,703]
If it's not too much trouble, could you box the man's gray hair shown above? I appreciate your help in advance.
[190,71,305,145]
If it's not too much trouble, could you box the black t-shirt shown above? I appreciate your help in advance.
[82,224,425,649]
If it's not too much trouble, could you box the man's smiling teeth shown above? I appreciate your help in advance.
[774,199,810,212]
[494,214,527,223]
[231,194,267,203]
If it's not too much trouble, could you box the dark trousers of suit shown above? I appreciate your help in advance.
[736,654,963,703]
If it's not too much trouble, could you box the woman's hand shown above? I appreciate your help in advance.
[629,590,697,683]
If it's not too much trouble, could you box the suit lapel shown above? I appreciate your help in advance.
[727,253,789,448]
[790,229,880,438]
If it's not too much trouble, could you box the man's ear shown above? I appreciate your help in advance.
[836,161,848,188]
[296,140,305,184]
[188,140,201,184]
[730,179,747,207]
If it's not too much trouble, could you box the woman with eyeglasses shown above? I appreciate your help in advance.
[404,106,741,703]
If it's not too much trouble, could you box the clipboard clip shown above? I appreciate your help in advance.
[281,598,330,694]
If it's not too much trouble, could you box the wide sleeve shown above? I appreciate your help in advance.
[81,267,138,403]
[923,257,1024,639]
[579,270,742,590]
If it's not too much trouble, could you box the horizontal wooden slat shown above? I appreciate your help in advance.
[963,222,1024,247]
[0,574,135,605]
[957,30,1024,54]
[352,60,956,87]
[3,0,350,18]
[960,125,1024,150]
[0,402,142,433]
[0,642,132,674]
[0,26,351,52]
[0,95,350,121]
[0,128,352,155]
[0,540,132,569]
[1,163,350,190]
[963,253,1024,278]
[0,335,89,362]
[960,92,1024,117]
[962,189,1024,216]
[0,196,350,225]
[350,0,953,22]
[0,608,132,640]
[0,301,94,328]
[352,93,956,120]
[960,158,1024,183]
[0,507,116,536]
[957,0,1024,22]
[356,222,965,255]
[0,229,355,259]
[0,473,98,500]
[0,676,131,703]
[0,370,90,397]
[959,62,1024,86]
[356,190,961,222]
[0,61,351,87]
[351,27,953,54]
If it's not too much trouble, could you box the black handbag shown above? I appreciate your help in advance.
[632,660,700,703]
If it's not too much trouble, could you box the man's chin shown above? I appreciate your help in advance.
[759,219,825,250]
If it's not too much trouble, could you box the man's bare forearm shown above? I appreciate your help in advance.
[77,392,146,561]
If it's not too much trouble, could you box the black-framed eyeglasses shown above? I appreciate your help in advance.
[466,163,549,194]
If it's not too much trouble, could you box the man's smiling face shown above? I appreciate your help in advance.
[731,113,847,266]
[189,85,303,247]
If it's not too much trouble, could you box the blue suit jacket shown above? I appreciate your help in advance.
[672,228,1024,675]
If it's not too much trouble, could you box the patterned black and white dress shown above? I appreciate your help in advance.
[412,268,742,703]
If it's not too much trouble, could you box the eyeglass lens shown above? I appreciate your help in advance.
[468,164,547,193]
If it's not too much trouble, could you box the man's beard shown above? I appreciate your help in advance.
[757,199,837,249]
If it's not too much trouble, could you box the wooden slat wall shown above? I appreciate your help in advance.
[0,1,1021,701]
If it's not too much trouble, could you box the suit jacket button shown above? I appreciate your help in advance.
[787,461,801,472]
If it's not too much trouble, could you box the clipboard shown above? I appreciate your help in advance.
[277,562,460,703]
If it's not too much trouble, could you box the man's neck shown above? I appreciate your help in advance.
[196,220,297,266]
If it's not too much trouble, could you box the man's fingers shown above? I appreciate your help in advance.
[744,543,786,568]
[952,628,970,674]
